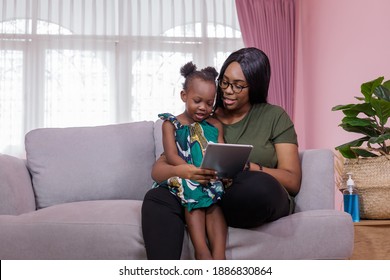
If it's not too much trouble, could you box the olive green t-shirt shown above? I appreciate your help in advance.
[223,103,298,168]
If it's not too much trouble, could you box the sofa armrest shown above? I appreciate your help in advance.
[0,154,36,215]
[294,149,335,212]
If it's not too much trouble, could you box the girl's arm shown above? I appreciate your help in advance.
[151,155,217,184]
[153,118,221,184]
[161,121,187,166]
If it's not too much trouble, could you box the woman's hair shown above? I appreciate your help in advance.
[215,47,271,109]
[180,61,218,91]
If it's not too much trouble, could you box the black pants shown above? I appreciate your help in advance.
[141,171,291,260]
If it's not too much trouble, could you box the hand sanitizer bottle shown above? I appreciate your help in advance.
[343,173,360,222]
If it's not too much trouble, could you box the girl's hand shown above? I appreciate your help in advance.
[174,164,217,185]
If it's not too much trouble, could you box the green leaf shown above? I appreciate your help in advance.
[335,146,357,159]
[335,137,368,159]
[374,85,390,102]
[371,98,390,126]
[339,123,380,137]
[341,116,373,127]
[332,104,355,111]
[332,103,376,117]
[339,137,368,147]
[335,144,357,158]
[356,103,378,116]
[368,133,390,144]
[361,76,384,102]
[383,80,390,90]
[351,148,379,157]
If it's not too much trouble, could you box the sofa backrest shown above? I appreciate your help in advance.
[24,120,335,212]
[25,121,156,209]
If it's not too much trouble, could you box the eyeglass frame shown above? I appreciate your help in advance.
[218,79,249,94]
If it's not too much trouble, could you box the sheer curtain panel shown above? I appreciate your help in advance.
[235,0,295,118]
[0,0,244,157]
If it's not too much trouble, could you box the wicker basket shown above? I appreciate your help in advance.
[338,155,390,219]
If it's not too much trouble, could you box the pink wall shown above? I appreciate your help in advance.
[294,0,390,208]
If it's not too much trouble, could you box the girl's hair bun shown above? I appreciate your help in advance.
[180,61,197,78]
[202,66,218,79]
[180,61,218,91]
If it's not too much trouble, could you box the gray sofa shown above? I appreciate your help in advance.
[0,120,354,259]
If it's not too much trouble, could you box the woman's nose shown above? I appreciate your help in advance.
[224,89,234,96]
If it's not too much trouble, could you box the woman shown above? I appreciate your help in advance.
[141,47,302,260]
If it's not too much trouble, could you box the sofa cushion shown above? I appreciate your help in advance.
[0,200,147,259]
[0,199,193,260]
[25,122,155,209]
[0,200,353,260]
[225,209,353,259]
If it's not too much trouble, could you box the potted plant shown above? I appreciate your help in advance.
[332,76,390,158]
[332,76,390,219]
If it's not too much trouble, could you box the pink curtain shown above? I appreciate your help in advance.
[235,0,295,118]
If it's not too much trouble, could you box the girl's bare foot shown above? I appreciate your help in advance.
[195,250,213,260]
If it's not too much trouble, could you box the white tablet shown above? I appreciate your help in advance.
[200,143,253,178]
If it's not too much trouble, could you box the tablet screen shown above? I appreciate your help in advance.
[200,143,253,178]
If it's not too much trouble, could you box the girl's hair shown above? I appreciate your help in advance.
[215,47,271,109]
[180,61,218,91]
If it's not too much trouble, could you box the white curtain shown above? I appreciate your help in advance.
[0,0,244,157]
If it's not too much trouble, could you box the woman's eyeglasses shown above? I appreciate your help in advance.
[218,80,249,94]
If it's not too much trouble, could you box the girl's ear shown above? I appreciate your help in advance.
[180,90,187,102]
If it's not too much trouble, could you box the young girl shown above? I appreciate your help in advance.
[155,61,227,260]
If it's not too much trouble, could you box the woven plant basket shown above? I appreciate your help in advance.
[337,155,390,219]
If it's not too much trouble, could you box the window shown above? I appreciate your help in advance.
[0,0,244,156]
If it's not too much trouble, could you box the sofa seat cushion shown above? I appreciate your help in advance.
[25,122,155,209]
[0,200,147,259]
[226,209,354,260]
[0,202,352,260]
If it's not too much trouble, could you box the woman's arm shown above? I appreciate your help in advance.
[152,155,218,184]
[248,143,301,196]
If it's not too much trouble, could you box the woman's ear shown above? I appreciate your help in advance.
[180,90,187,102]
